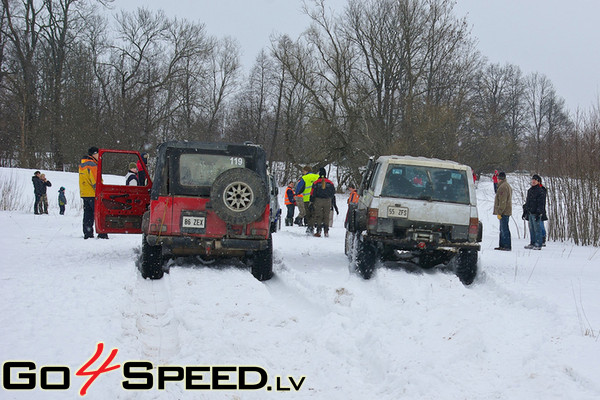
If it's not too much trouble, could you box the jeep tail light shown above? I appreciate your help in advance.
[469,218,479,236]
[251,228,268,238]
[368,208,378,230]
[149,222,167,234]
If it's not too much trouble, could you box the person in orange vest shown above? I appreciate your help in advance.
[284,181,296,226]
[345,184,359,229]
[348,184,359,205]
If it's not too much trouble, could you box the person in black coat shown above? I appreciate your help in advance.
[310,167,336,237]
[32,171,43,214]
[522,174,546,249]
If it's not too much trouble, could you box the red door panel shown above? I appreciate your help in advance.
[95,149,152,234]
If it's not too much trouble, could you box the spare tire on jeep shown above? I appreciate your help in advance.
[210,168,268,225]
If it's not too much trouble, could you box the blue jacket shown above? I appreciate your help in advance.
[58,190,67,206]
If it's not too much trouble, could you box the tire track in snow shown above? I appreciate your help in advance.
[122,257,181,364]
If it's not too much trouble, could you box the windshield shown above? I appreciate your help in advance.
[179,154,245,187]
[380,164,470,204]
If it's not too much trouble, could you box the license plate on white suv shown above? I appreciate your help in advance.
[387,206,408,218]
[182,216,205,229]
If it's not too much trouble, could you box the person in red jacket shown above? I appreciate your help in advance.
[284,181,296,226]
[492,170,499,193]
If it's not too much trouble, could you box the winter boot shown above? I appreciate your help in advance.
[294,217,303,226]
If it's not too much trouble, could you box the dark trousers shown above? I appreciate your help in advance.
[59,205,65,215]
[286,204,295,220]
[82,197,95,238]
[540,220,546,243]
[304,201,314,228]
[528,214,542,247]
[313,197,332,233]
[499,215,511,249]
[34,194,41,214]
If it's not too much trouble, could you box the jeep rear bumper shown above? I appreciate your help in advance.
[146,235,270,256]
[365,235,480,252]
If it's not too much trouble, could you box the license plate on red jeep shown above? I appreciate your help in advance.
[181,212,206,233]
[183,216,205,228]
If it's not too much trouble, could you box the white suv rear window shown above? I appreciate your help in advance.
[380,164,469,204]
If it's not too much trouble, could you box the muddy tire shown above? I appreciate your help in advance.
[211,168,268,225]
[456,249,478,285]
[344,231,354,259]
[355,235,377,279]
[252,237,273,281]
[140,234,163,279]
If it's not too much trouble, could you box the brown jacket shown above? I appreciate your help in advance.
[493,179,512,216]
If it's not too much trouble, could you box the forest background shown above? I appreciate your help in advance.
[1,0,598,245]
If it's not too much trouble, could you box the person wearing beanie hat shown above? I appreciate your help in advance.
[125,162,139,186]
[493,171,512,250]
[310,168,337,237]
[79,146,108,239]
[522,174,545,249]
[58,186,67,215]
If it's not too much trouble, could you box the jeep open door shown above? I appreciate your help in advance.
[95,149,152,234]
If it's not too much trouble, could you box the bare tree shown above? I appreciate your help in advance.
[525,72,554,171]
[202,36,240,137]
[467,63,525,171]
[1,0,45,167]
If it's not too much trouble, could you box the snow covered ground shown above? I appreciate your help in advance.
[1,167,599,400]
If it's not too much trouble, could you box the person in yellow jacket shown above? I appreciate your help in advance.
[79,146,108,239]
[294,165,320,234]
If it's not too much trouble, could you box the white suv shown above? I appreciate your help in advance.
[346,156,482,284]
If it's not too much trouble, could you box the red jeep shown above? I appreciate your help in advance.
[95,142,275,281]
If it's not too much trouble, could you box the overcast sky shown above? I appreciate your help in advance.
[116,0,599,113]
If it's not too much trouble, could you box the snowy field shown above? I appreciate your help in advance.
[1,166,599,400]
